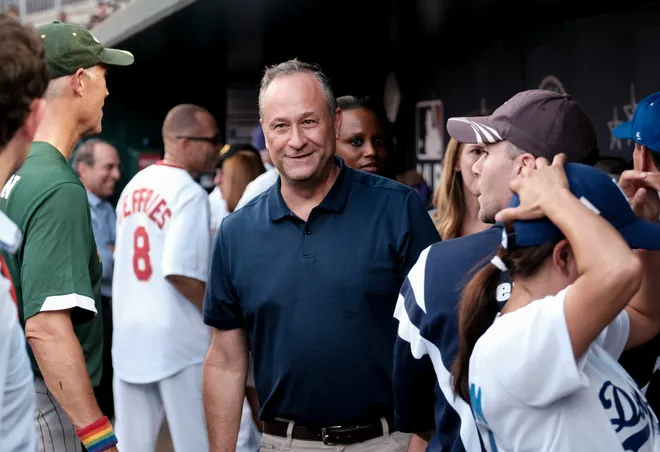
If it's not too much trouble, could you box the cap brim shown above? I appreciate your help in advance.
[612,121,633,140]
[100,48,134,66]
[446,116,504,145]
[619,218,660,250]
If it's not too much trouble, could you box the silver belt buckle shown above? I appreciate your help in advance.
[321,425,343,445]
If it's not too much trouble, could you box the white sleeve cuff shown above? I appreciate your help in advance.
[41,293,97,314]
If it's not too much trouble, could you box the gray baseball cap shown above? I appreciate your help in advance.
[447,90,599,164]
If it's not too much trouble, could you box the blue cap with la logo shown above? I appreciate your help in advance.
[612,92,660,153]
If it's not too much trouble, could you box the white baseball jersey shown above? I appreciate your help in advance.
[469,286,660,452]
[112,162,211,383]
[208,186,228,236]
[234,166,279,211]
[0,211,36,452]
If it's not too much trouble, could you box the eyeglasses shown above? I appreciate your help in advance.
[175,134,222,145]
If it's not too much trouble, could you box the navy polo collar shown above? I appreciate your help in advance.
[268,156,351,221]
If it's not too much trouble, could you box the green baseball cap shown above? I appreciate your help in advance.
[37,21,134,79]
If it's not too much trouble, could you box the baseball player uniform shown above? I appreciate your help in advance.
[0,142,103,452]
[470,287,660,451]
[0,211,36,452]
[112,161,211,452]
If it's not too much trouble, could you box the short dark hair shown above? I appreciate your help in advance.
[0,17,48,148]
[336,94,392,142]
[336,95,370,111]
[72,138,107,174]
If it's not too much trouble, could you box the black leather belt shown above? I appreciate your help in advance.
[263,418,395,445]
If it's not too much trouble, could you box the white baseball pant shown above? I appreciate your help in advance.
[113,364,208,452]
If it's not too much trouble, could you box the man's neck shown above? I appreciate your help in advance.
[280,162,339,222]
[85,187,103,202]
[33,104,81,160]
[162,150,192,175]
[0,152,17,191]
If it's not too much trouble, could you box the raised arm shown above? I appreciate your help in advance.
[497,156,642,360]
[617,169,660,349]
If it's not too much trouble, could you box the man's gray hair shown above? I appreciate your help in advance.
[507,141,525,159]
[258,58,336,120]
[72,138,107,175]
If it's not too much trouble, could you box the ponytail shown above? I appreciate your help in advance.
[451,260,502,403]
[451,240,559,404]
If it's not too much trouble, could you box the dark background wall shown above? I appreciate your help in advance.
[395,1,660,172]
[95,0,660,189]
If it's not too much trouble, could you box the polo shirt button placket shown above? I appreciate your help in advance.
[305,227,311,235]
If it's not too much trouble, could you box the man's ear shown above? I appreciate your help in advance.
[71,69,86,96]
[520,153,537,168]
[334,108,342,140]
[515,152,537,175]
[641,146,658,173]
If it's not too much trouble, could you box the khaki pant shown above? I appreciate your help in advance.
[258,419,411,452]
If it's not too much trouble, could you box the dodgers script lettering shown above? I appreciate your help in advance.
[599,380,657,451]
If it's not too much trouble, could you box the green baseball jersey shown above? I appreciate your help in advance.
[0,142,103,386]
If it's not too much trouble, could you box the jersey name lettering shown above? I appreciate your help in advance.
[0,175,20,200]
[119,187,171,229]
[496,282,513,302]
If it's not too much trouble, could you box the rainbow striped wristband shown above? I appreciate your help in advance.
[76,416,117,451]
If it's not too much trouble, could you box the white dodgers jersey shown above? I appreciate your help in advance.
[112,162,211,384]
[469,287,660,452]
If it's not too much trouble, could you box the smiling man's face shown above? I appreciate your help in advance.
[260,72,340,183]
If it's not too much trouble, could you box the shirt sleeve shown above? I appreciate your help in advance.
[593,310,630,360]
[398,190,441,278]
[161,188,211,283]
[393,250,436,433]
[471,287,590,408]
[90,205,113,283]
[203,222,244,331]
[21,183,97,321]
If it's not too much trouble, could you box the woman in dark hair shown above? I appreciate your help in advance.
[336,95,390,176]
[451,155,660,451]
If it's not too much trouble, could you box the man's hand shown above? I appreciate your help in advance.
[618,170,660,223]
[495,154,569,223]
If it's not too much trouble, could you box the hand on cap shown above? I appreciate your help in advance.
[495,154,569,223]
[618,169,660,223]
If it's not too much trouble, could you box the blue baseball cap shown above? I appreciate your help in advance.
[612,92,660,153]
[505,163,660,250]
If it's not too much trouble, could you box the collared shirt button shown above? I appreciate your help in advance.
[305,228,311,235]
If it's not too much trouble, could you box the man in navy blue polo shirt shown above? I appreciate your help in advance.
[202,58,439,452]
[393,90,600,451]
